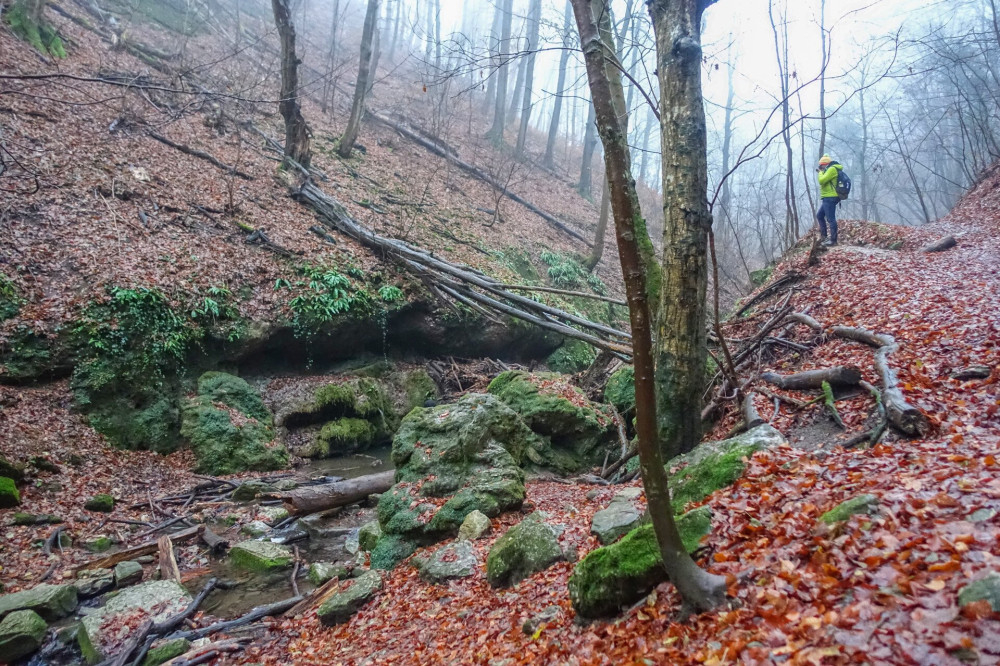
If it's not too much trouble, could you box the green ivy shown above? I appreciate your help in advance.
[0,274,23,322]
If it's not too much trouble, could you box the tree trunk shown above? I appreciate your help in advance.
[487,0,514,145]
[650,0,716,462]
[818,0,827,159]
[516,0,542,155]
[578,101,598,198]
[484,4,502,113]
[338,0,379,158]
[279,470,396,515]
[571,0,725,614]
[272,0,312,168]
[584,177,610,270]
[760,366,862,390]
[320,0,341,114]
[508,35,527,118]
[544,1,573,168]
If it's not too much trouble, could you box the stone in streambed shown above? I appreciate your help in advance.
[84,494,115,512]
[142,638,191,666]
[229,540,293,572]
[0,583,78,622]
[308,562,351,586]
[358,520,382,552]
[0,609,47,663]
[414,541,478,584]
[74,569,114,599]
[316,570,383,625]
[457,510,491,541]
[241,520,271,537]
[114,561,144,587]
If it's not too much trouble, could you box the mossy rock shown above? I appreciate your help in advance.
[568,506,711,618]
[401,369,438,414]
[0,477,20,508]
[0,273,23,322]
[958,573,1000,611]
[0,609,47,663]
[604,365,635,417]
[546,340,596,374]
[181,372,287,475]
[13,513,61,526]
[308,562,350,586]
[0,583,78,622]
[667,424,785,513]
[143,638,190,666]
[487,371,616,474]
[316,418,377,456]
[369,535,417,571]
[819,494,880,524]
[231,480,276,502]
[86,393,183,455]
[82,536,114,553]
[4,2,66,57]
[316,570,383,626]
[486,513,563,588]
[229,541,293,572]
[84,494,115,512]
[358,520,382,552]
[0,456,24,484]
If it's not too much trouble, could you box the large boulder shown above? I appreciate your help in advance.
[316,570,383,626]
[229,540,293,572]
[569,506,712,618]
[487,371,616,474]
[78,580,191,664]
[0,583,78,622]
[0,609,47,663]
[181,372,287,475]
[0,477,20,508]
[414,541,479,584]
[486,513,563,588]
[371,394,532,569]
[590,492,643,545]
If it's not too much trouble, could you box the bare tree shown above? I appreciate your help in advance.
[272,0,312,168]
[338,0,380,159]
[516,0,543,155]
[578,100,598,197]
[570,0,725,614]
[487,0,514,145]
[544,1,574,168]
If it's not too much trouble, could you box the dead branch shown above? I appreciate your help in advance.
[279,470,395,515]
[733,271,804,317]
[499,284,626,306]
[921,235,956,252]
[760,366,862,390]
[742,392,765,430]
[158,535,181,581]
[148,132,253,180]
[74,526,203,572]
[165,596,303,642]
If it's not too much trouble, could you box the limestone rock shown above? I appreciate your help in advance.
[358,520,382,552]
[74,569,114,598]
[229,540,293,572]
[958,572,1000,611]
[521,605,561,636]
[316,570,383,625]
[0,583,78,622]
[256,505,289,525]
[414,541,478,584]
[457,510,492,541]
[308,562,350,586]
[78,580,191,664]
[114,561,144,587]
[486,513,563,588]
[82,535,114,553]
[241,521,271,537]
[84,494,114,512]
[143,638,191,666]
[820,494,880,524]
[0,456,24,484]
[232,480,276,502]
[0,609,47,663]
[590,498,642,545]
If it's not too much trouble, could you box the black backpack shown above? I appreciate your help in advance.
[836,168,852,200]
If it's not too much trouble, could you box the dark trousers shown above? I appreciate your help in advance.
[817,197,839,243]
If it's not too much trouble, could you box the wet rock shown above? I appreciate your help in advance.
[0,583,78,622]
[521,605,561,635]
[358,520,382,552]
[241,521,271,537]
[82,535,114,553]
[590,497,642,545]
[308,562,350,586]
[274,479,298,491]
[74,569,114,598]
[344,528,361,555]
[114,561,143,587]
[569,506,712,618]
[78,580,191,664]
[486,513,563,588]
[229,540,293,572]
[372,393,530,570]
[970,508,997,522]
[0,477,20,508]
[414,541,478,584]
[143,638,190,666]
[457,510,492,541]
[296,514,354,540]
[84,494,115,512]
[487,371,615,475]
[232,481,276,502]
[959,572,1000,611]
[0,609,47,662]
[256,506,289,525]
[316,570,383,625]
[819,494,880,524]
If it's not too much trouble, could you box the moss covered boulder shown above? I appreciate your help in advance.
[0,583,77,622]
[79,581,191,664]
[229,540,293,572]
[0,609,47,663]
[604,366,635,416]
[569,506,712,618]
[84,494,115,512]
[316,570,383,626]
[486,513,563,588]
[0,477,19,508]
[142,638,190,666]
[958,572,1000,611]
[487,371,616,474]
[0,456,24,484]
[181,372,287,475]
[819,494,880,524]
[372,393,532,569]
[546,339,596,374]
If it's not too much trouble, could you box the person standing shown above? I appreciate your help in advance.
[816,154,843,245]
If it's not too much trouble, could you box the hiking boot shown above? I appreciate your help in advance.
[821,238,833,246]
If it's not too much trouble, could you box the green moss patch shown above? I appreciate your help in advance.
[317,418,376,456]
[547,340,596,374]
[0,477,20,509]
[604,365,635,415]
[819,494,880,524]
[5,2,66,57]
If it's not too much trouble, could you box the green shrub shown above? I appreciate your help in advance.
[546,339,596,374]
[0,274,23,321]
[377,285,404,303]
[5,2,66,57]
[281,265,372,336]
[604,365,635,415]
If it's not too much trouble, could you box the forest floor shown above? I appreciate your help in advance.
[231,198,998,664]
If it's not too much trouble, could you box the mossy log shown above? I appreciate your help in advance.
[760,366,862,390]
[278,471,394,515]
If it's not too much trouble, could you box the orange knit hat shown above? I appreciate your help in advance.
[819,154,833,165]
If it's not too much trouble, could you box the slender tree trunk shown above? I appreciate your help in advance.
[321,0,341,114]
[389,0,402,62]
[516,0,543,155]
[650,0,714,462]
[487,0,514,144]
[571,0,726,614]
[368,2,382,91]
[272,0,312,168]
[818,0,827,159]
[769,0,799,247]
[585,177,610,270]
[485,4,502,113]
[578,101,598,197]
[544,1,574,168]
[338,0,380,158]
[508,35,527,117]
[434,0,442,72]
[639,110,653,185]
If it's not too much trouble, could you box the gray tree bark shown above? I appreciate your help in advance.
[487,0,515,145]
[338,0,379,158]
[272,0,312,168]
[516,0,543,155]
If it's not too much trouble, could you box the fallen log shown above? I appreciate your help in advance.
[200,527,229,554]
[165,596,303,642]
[742,392,766,430]
[921,235,956,253]
[73,526,203,573]
[760,366,862,390]
[158,535,181,581]
[148,132,253,180]
[279,470,395,515]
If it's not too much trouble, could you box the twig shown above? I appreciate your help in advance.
[148,132,253,179]
[822,381,846,429]
[44,526,66,556]
[290,546,301,597]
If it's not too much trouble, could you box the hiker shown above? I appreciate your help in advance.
[816,154,843,245]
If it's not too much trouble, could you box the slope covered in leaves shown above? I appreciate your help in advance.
[237,186,998,664]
